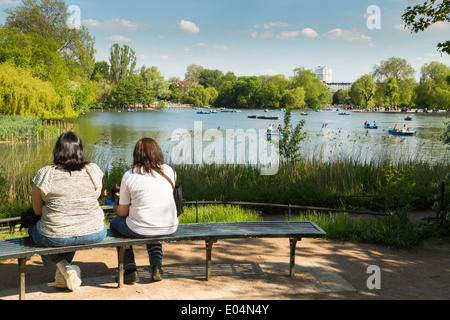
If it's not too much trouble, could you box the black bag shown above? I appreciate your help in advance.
[160,170,184,217]
[20,207,41,230]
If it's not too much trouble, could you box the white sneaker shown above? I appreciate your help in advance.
[55,269,67,289]
[64,265,82,291]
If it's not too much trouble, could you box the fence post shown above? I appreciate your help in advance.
[440,181,445,224]
[196,200,199,223]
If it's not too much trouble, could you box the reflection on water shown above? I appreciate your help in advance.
[1,109,449,175]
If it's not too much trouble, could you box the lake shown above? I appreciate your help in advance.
[67,108,449,169]
[1,108,448,175]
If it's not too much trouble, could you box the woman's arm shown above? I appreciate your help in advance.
[32,184,44,217]
[113,204,130,217]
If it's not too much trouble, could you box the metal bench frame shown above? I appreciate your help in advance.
[0,221,326,300]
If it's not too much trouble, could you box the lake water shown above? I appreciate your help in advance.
[66,108,449,169]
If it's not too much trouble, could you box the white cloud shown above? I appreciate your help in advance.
[323,28,371,42]
[154,55,170,61]
[393,24,408,31]
[0,0,20,5]
[275,28,319,40]
[252,31,274,39]
[83,18,149,32]
[193,43,228,51]
[107,35,132,43]
[263,21,289,29]
[415,52,450,65]
[177,20,200,33]
[425,21,450,31]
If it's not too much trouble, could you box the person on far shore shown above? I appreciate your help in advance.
[29,132,107,291]
[110,138,179,284]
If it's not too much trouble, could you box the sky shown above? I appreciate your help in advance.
[0,0,449,82]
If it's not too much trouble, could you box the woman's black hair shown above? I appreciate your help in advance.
[53,132,90,172]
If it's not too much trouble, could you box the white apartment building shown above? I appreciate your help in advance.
[327,82,353,92]
[314,66,333,83]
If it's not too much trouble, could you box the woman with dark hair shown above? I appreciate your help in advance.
[29,132,107,291]
[110,138,178,284]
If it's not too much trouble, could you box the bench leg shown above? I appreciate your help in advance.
[117,246,125,288]
[289,238,300,277]
[205,240,217,281]
[18,258,27,300]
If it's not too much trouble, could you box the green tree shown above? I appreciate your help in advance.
[402,0,450,54]
[371,57,416,106]
[350,75,376,108]
[234,76,262,108]
[184,64,204,82]
[109,44,137,84]
[5,0,95,81]
[332,89,351,105]
[198,69,224,88]
[384,77,399,108]
[291,67,330,109]
[182,84,217,107]
[140,66,171,100]
[414,62,450,109]
[279,108,306,163]
[0,62,76,119]
[282,87,306,108]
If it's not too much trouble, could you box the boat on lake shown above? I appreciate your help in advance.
[300,112,308,116]
[388,129,416,136]
[248,114,257,119]
[405,116,413,121]
[258,115,280,120]
[267,131,283,136]
[339,112,350,115]
[364,124,378,129]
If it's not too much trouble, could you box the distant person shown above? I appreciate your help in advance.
[110,138,179,284]
[403,124,409,131]
[29,132,107,291]
[394,124,400,131]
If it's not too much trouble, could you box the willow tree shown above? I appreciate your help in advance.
[0,63,76,119]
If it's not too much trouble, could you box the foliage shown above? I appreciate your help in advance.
[290,67,331,108]
[350,74,376,108]
[415,62,450,109]
[402,0,450,54]
[179,205,262,224]
[109,43,137,84]
[4,0,95,81]
[279,108,306,162]
[0,62,77,119]
[372,57,417,106]
[182,84,218,107]
[140,66,171,100]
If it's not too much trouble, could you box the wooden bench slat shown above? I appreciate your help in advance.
[0,222,326,260]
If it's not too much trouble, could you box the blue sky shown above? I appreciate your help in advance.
[1,0,449,82]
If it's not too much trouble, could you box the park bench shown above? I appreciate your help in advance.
[0,221,326,300]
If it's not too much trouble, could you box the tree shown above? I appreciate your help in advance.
[372,57,416,106]
[184,64,204,82]
[279,108,306,163]
[109,44,137,84]
[291,67,330,108]
[414,62,450,109]
[111,75,153,108]
[182,84,217,107]
[384,77,399,108]
[140,66,171,100]
[198,69,224,88]
[258,82,281,108]
[282,87,306,108]
[92,61,110,81]
[402,0,450,54]
[0,62,76,119]
[234,76,262,108]
[332,89,351,105]
[5,0,95,81]
[350,75,376,108]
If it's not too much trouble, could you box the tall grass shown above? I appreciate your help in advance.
[179,205,263,224]
[288,211,437,249]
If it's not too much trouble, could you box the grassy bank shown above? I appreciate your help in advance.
[0,115,62,142]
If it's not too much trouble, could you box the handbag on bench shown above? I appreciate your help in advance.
[160,169,184,217]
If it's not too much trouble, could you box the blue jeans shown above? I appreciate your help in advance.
[28,224,107,268]
[110,216,163,270]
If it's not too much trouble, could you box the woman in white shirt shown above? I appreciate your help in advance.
[110,138,178,283]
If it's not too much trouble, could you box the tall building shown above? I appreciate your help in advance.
[314,66,332,83]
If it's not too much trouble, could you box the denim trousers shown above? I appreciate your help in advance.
[109,216,163,270]
[28,224,107,268]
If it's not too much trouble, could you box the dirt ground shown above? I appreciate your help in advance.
[0,212,449,301]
